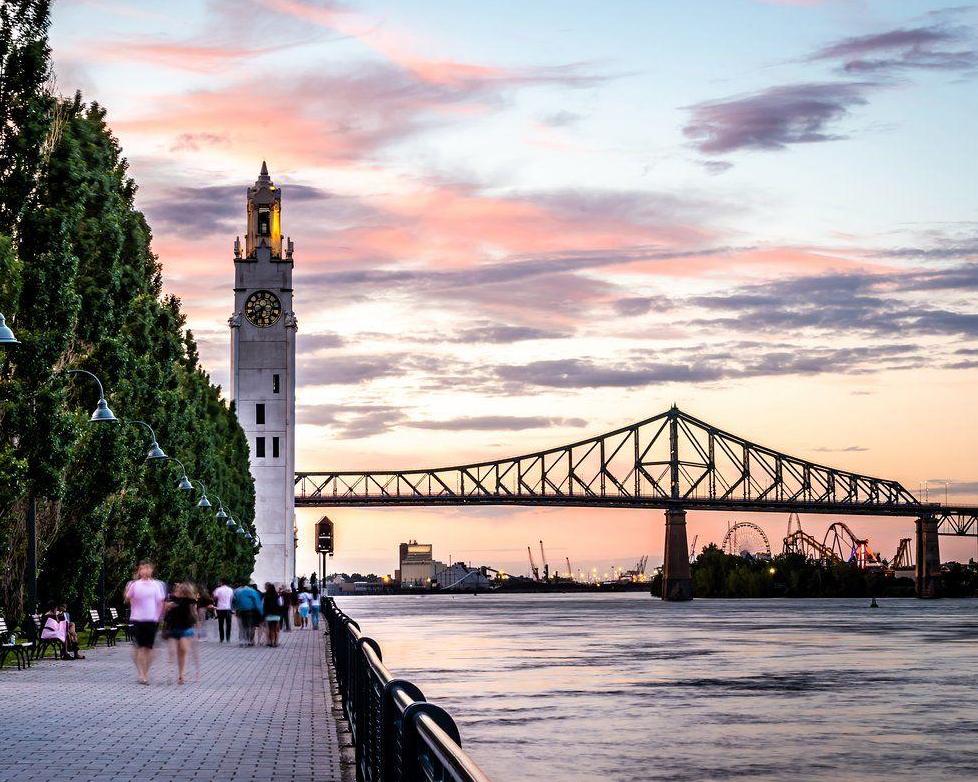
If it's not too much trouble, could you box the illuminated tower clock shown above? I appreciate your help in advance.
[229,162,297,587]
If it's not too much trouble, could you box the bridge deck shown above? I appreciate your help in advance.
[0,625,345,782]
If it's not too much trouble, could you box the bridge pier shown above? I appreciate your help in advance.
[661,508,693,601]
[915,515,941,598]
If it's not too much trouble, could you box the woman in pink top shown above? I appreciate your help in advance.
[41,604,84,660]
[124,560,166,685]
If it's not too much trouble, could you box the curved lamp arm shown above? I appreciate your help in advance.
[66,369,117,422]
[169,458,194,491]
[122,419,168,461]
[126,419,158,442]
[190,479,212,509]
[66,369,107,399]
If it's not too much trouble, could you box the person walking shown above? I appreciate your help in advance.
[289,584,300,629]
[297,587,312,629]
[279,585,292,632]
[196,585,213,641]
[309,587,321,631]
[124,561,166,685]
[232,583,263,646]
[163,582,198,685]
[213,579,234,643]
[262,583,282,647]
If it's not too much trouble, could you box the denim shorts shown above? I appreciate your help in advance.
[170,628,195,640]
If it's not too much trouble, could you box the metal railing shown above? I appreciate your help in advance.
[324,599,492,782]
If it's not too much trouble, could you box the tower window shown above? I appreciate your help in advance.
[272,374,280,394]
[256,403,265,425]
[256,437,266,458]
[258,208,271,237]
[272,437,280,458]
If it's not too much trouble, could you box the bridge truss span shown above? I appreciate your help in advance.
[295,406,926,515]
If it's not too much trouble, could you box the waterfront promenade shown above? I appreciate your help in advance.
[0,629,345,782]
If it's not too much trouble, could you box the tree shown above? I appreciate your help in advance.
[0,2,255,620]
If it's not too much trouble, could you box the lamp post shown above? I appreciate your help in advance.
[169,458,194,492]
[191,480,212,509]
[8,356,118,613]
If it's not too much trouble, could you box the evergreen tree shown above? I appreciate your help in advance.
[0,2,255,620]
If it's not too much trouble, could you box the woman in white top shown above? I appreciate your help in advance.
[297,590,312,628]
[309,588,322,631]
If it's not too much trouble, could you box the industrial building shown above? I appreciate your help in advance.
[397,540,434,586]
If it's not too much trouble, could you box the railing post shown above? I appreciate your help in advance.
[401,702,463,782]
[383,680,426,780]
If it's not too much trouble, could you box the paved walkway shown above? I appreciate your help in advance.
[0,624,346,782]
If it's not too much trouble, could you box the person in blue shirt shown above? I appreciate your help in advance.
[231,583,263,647]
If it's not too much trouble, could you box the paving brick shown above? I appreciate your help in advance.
[0,627,343,782]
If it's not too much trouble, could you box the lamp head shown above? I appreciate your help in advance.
[215,506,228,521]
[145,441,168,461]
[226,517,236,529]
[196,494,212,509]
[177,475,193,492]
[0,313,18,345]
[90,398,117,423]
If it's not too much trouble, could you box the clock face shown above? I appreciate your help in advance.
[244,290,282,328]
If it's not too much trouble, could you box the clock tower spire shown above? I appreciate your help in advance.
[230,163,297,587]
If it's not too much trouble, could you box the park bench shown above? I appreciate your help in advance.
[0,616,34,670]
[87,609,118,648]
[30,613,67,660]
[108,607,133,642]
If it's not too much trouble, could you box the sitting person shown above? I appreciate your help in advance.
[59,604,82,658]
[41,604,84,660]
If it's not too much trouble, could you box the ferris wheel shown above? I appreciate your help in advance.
[720,522,772,558]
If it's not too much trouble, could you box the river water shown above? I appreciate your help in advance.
[334,593,978,781]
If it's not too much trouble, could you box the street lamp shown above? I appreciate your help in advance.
[0,313,19,344]
[205,489,229,521]
[0,358,117,613]
[169,458,194,492]
[190,480,212,509]
[123,419,167,462]
[66,369,117,422]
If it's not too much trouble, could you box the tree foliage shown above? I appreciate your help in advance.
[0,1,255,621]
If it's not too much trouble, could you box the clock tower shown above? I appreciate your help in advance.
[229,162,297,587]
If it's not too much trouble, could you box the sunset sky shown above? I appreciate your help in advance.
[49,0,978,576]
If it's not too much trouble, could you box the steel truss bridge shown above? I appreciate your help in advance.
[296,406,975,530]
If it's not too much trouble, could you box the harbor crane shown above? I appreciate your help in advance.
[689,535,698,563]
[539,540,549,581]
[566,556,573,580]
[527,546,540,581]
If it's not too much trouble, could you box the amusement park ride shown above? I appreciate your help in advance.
[713,512,912,572]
